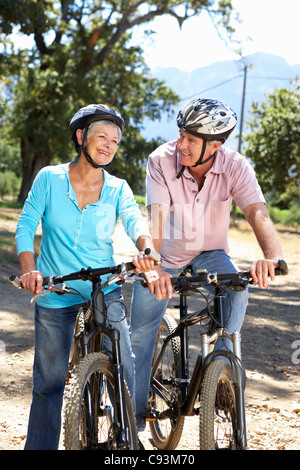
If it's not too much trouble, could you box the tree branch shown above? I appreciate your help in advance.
[34,31,52,56]
[93,0,191,66]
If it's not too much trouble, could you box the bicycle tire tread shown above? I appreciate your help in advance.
[149,314,185,450]
[63,352,138,450]
[199,359,236,450]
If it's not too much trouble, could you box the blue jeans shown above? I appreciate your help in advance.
[24,287,134,450]
[130,250,249,431]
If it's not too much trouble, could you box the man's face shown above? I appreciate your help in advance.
[176,130,205,167]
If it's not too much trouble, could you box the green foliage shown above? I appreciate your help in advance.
[0,132,21,176]
[0,170,21,198]
[268,203,300,229]
[244,86,300,208]
[134,194,146,205]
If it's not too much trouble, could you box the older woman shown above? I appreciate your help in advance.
[15,104,154,450]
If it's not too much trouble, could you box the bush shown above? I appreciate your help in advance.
[268,203,300,228]
[0,171,21,199]
[134,195,146,205]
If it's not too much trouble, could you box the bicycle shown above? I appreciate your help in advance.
[9,251,158,450]
[145,259,288,450]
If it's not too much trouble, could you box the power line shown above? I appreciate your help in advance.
[179,74,298,102]
[247,75,298,80]
[179,75,241,102]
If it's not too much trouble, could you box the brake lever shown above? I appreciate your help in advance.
[31,283,70,303]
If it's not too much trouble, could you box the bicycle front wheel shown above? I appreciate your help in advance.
[199,359,240,450]
[149,314,185,450]
[64,352,138,450]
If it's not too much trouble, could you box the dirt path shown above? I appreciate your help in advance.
[0,212,299,450]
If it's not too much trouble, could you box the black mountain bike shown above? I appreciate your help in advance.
[146,260,288,450]
[9,253,157,450]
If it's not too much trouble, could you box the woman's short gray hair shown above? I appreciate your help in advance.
[87,120,122,142]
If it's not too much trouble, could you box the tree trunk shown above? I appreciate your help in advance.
[18,137,46,204]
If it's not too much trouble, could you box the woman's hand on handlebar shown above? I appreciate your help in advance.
[132,251,156,274]
[20,270,44,295]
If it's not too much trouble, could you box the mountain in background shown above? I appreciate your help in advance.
[142,52,300,151]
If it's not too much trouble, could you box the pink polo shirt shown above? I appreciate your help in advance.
[146,140,266,268]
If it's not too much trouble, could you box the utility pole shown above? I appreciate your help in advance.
[231,64,248,224]
[238,64,248,153]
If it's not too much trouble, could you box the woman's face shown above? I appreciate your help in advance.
[78,122,120,167]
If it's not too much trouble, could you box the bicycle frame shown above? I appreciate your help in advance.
[73,275,130,449]
[150,282,247,449]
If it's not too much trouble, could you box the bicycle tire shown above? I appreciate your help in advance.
[199,359,240,450]
[64,352,138,450]
[149,314,185,450]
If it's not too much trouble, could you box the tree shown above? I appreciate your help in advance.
[244,85,300,208]
[0,0,236,201]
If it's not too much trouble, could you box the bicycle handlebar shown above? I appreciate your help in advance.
[170,259,288,289]
[8,256,288,292]
[8,248,161,290]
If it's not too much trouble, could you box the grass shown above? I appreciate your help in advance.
[0,200,23,210]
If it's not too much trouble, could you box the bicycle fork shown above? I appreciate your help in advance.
[110,327,131,449]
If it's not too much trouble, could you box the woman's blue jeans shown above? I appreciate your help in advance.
[130,250,249,431]
[24,287,134,450]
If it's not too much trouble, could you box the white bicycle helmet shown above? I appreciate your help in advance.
[69,104,125,168]
[176,98,237,177]
[177,98,237,142]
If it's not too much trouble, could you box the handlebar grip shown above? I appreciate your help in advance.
[144,248,161,264]
[275,259,288,276]
[8,274,22,288]
[9,274,50,288]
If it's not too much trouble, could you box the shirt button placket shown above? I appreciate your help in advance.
[74,211,84,248]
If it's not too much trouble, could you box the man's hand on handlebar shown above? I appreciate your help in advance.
[143,266,173,301]
[132,247,173,300]
[249,259,278,288]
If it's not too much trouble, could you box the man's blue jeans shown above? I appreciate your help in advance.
[24,287,134,450]
[130,250,249,432]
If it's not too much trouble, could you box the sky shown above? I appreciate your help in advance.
[130,0,300,72]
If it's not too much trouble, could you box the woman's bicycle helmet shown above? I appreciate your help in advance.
[176,98,237,177]
[69,104,125,169]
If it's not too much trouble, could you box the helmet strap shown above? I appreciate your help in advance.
[192,139,207,167]
[176,138,217,178]
[176,165,185,179]
[193,139,218,167]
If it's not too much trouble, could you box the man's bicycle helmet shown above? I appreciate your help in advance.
[176,98,237,177]
[69,104,125,169]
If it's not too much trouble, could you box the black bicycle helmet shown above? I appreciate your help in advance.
[69,104,125,168]
[176,98,237,178]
